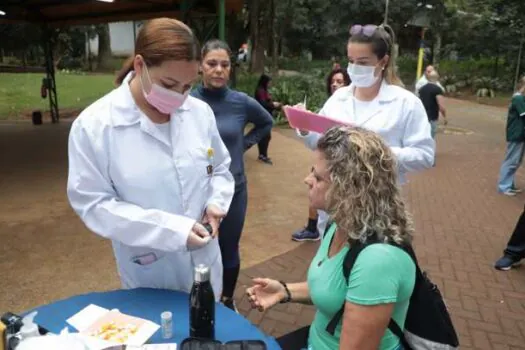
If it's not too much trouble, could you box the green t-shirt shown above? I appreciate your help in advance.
[306,224,416,350]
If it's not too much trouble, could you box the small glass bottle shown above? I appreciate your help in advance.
[161,311,173,339]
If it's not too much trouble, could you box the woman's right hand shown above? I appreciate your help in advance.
[246,278,287,312]
[186,223,211,250]
[289,103,309,135]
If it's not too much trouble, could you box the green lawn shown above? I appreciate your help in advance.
[0,72,115,120]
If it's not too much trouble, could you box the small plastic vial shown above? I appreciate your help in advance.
[161,311,173,339]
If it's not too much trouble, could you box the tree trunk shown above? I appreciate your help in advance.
[493,45,500,78]
[432,31,442,68]
[227,13,246,56]
[270,0,278,75]
[249,0,266,74]
[96,23,112,71]
[280,0,294,58]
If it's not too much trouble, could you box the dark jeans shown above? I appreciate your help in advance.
[219,182,248,268]
[276,326,310,350]
[257,132,271,157]
[504,204,525,259]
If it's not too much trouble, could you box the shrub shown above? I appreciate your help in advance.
[236,71,328,127]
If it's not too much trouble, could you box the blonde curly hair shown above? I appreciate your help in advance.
[317,126,413,245]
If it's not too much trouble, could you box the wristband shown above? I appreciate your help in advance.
[278,280,292,304]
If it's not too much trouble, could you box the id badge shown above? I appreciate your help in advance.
[207,147,214,176]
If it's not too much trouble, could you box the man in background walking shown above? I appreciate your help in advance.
[416,65,445,96]
[419,70,448,140]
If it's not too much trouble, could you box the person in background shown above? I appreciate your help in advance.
[332,56,342,70]
[247,126,416,350]
[497,76,525,196]
[415,65,445,96]
[191,39,273,311]
[495,204,525,270]
[292,68,351,242]
[254,74,282,165]
[419,70,448,141]
[66,18,235,300]
[326,68,351,97]
[297,24,434,237]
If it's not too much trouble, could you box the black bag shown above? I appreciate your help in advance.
[324,223,459,350]
[180,337,267,350]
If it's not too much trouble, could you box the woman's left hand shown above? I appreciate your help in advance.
[203,204,225,238]
[246,278,287,311]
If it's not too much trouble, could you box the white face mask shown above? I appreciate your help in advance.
[347,63,380,88]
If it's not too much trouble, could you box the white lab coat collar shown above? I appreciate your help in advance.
[329,80,400,126]
[334,80,399,104]
[111,71,191,128]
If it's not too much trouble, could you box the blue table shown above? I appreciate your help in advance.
[29,288,281,349]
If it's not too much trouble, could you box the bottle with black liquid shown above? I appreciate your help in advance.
[189,264,215,339]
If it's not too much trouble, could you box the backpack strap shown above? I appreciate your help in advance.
[325,239,417,350]
[386,243,420,350]
[323,220,335,239]
[388,319,412,350]
[325,240,370,335]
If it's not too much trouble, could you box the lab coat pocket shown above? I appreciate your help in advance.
[131,251,166,267]
[119,248,168,289]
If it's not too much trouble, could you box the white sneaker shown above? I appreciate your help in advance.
[503,190,517,196]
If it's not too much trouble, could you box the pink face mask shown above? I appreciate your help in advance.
[140,64,189,114]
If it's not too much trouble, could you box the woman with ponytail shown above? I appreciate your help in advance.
[67,18,235,299]
[297,24,435,237]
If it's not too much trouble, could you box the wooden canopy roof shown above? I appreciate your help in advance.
[0,0,244,26]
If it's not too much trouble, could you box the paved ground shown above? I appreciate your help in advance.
[1,96,525,349]
[0,118,314,314]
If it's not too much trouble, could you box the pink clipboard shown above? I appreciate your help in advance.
[283,106,352,134]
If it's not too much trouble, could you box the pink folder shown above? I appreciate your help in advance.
[283,106,352,134]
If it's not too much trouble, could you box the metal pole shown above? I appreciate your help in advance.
[384,0,389,25]
[42,25,59,123]
[416,28,427,81]
[218,0,225,40]
[514,33,524,91]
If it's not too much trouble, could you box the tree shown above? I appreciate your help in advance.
[0,24,91,69]
[96,23,112,71]
[248,0,269,74]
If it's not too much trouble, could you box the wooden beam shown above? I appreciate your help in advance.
[0,0,243,25]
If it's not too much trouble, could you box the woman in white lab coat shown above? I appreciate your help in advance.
[298,24,435,236]
[66,18,235,300]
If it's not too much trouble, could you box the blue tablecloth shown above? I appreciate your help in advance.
[29,288,281,349]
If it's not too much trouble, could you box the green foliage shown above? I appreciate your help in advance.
[0,24,92,67]
[437,58,514,91]
[234,72,260,96]
[397,55,418,85]
[235,70,328,127]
